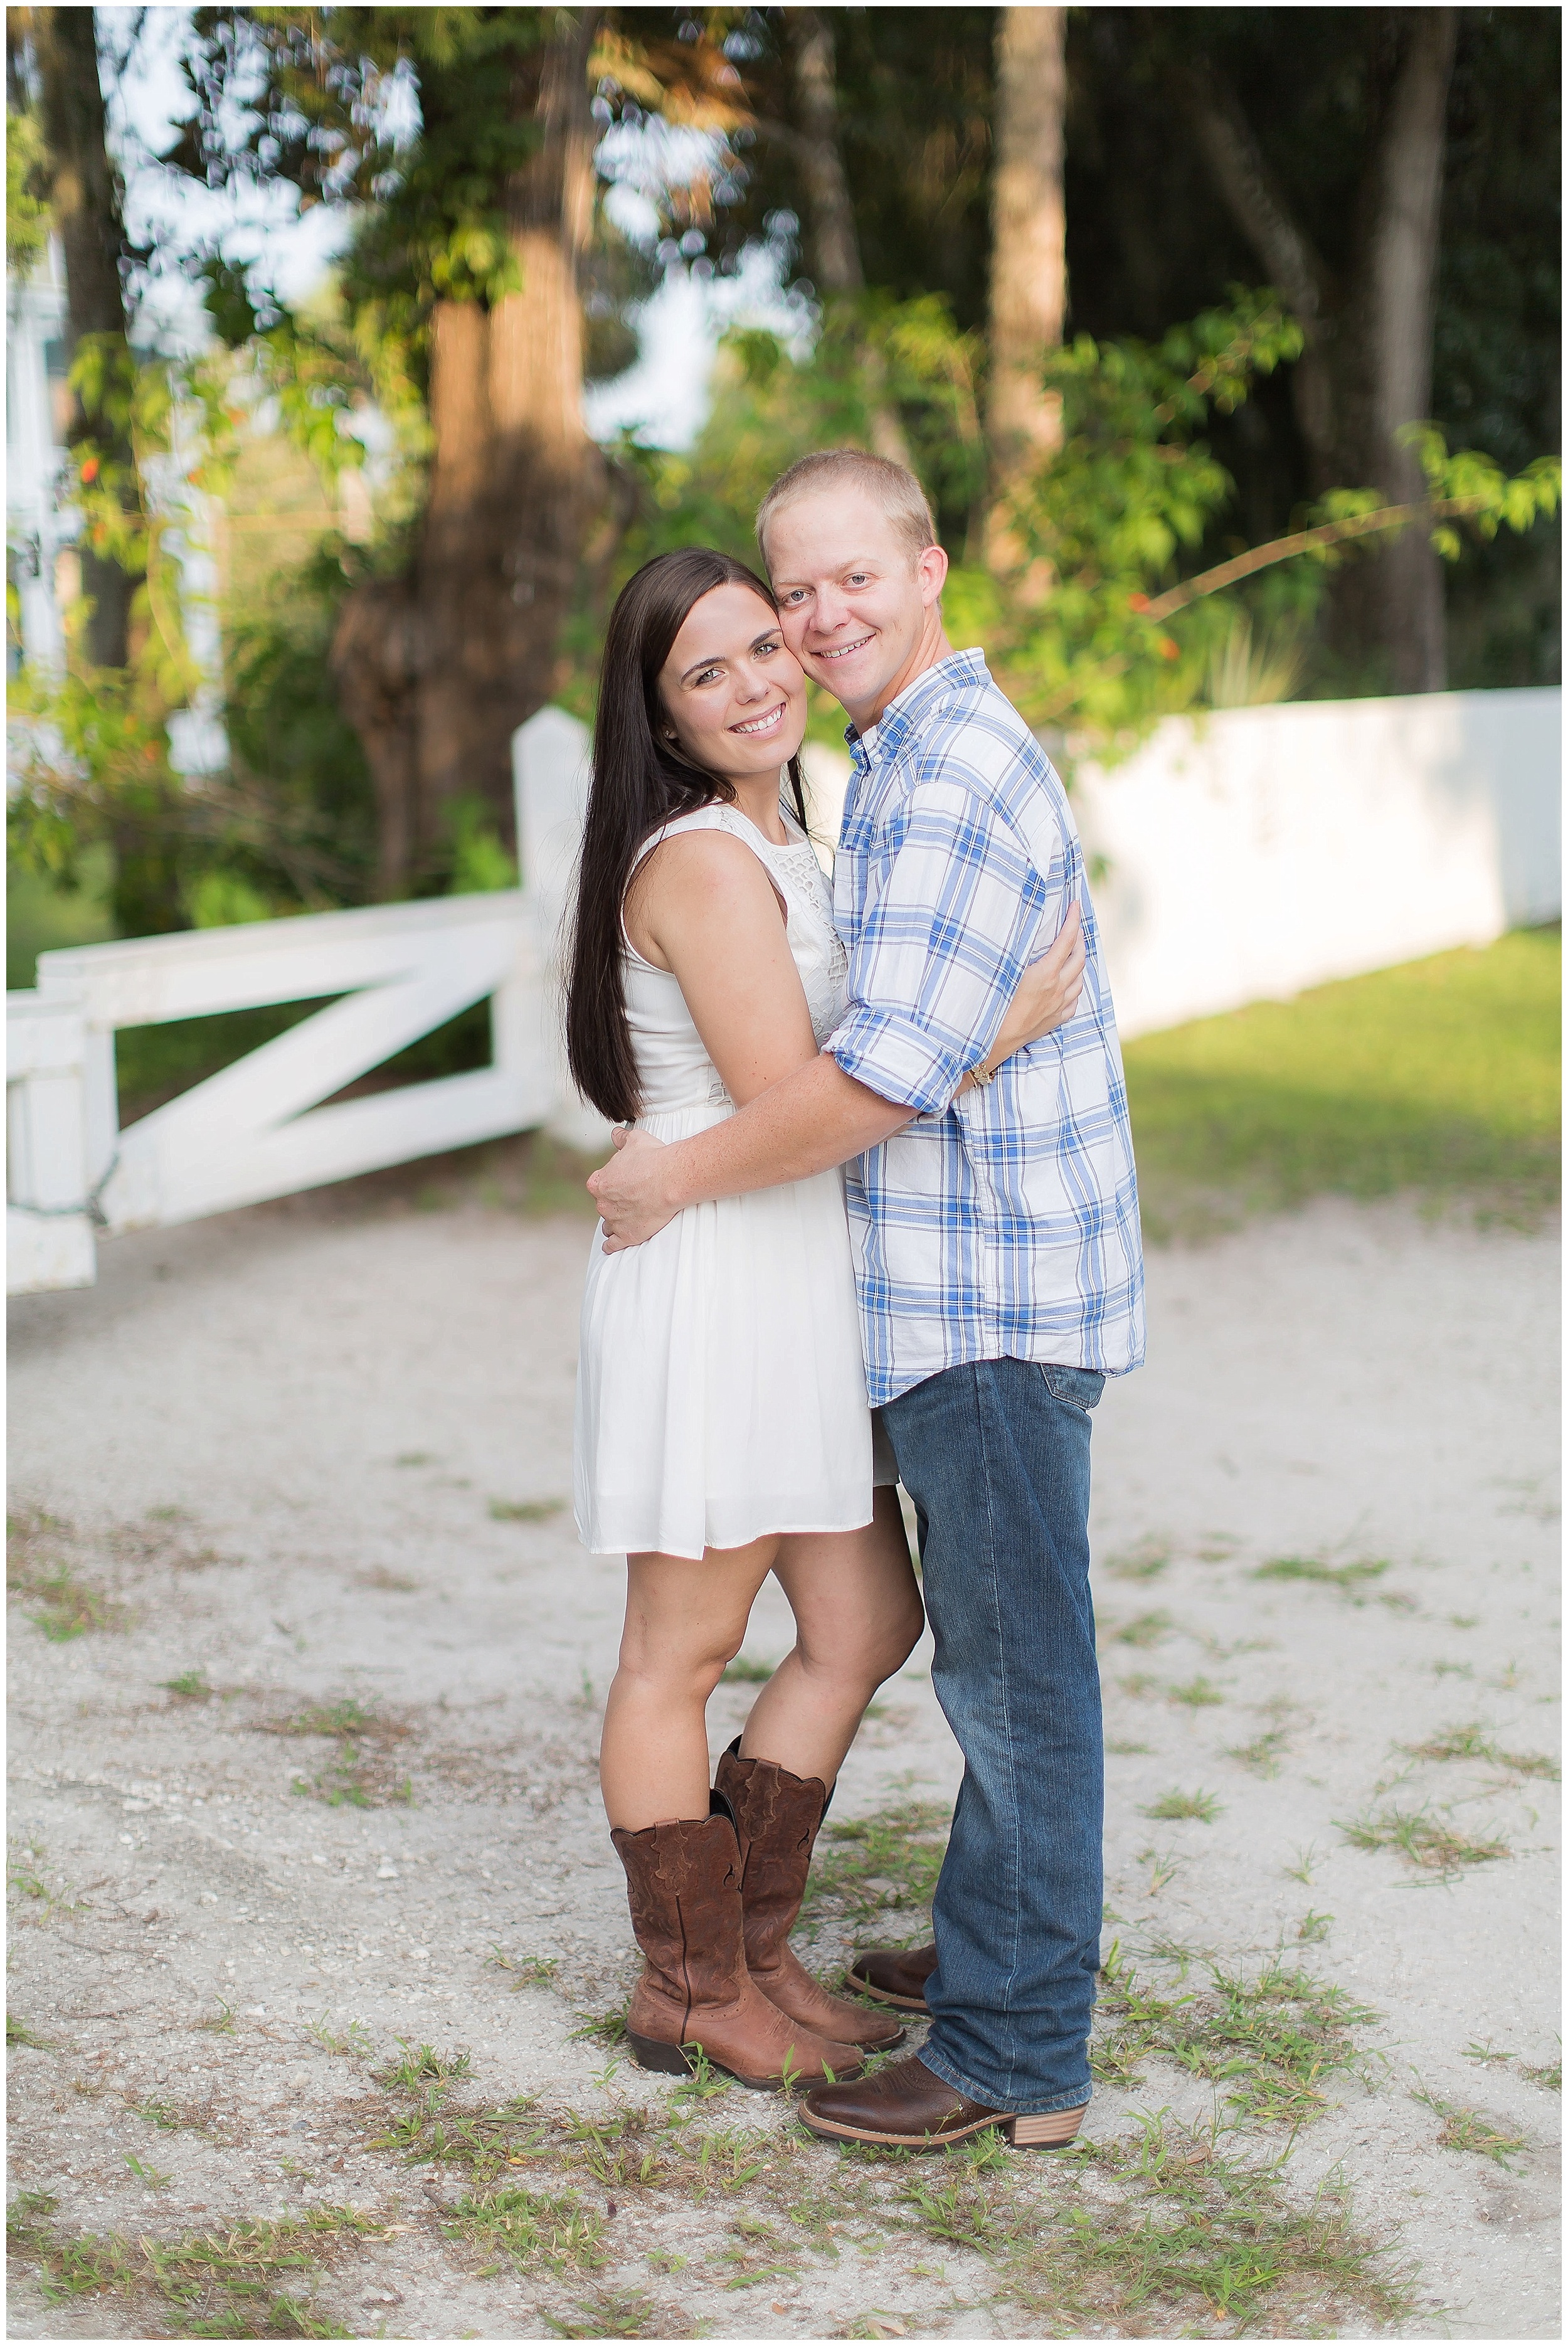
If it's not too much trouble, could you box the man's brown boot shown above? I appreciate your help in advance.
[610,1811,864,2091]
[802,2051,1086,2152]
[847,1943,940,2014]
[716,1744,905,2053]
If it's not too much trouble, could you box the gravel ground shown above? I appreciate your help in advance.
[6,1180,1560,2340]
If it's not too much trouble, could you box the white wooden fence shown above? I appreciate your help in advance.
[6,709,595,1295]
[8,686,1561,1296]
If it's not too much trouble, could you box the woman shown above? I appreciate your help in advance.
[566,549,1082,2094]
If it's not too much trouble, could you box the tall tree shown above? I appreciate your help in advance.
[174,6,744,897]
[781,7,910,467]
[986,8,1066,486]
[329,12,604,897]
[1175,10,1459,691]
[985,5,1066,566]
[22,6,135,669]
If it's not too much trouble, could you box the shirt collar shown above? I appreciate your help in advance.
[844,648,989,765]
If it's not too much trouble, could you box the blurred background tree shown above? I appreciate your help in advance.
[6,1,1560,963]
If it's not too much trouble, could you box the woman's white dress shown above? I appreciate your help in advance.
[574,800,894,1562]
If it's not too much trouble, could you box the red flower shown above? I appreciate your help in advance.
[1127,591,1150,613]
[80,457,100,483]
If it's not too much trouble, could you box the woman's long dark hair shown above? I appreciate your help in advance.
[566,549,809,1124]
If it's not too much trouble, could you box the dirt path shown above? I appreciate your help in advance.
[7,1186,1560,2339]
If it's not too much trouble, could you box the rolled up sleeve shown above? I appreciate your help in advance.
[827,780,1051,1117]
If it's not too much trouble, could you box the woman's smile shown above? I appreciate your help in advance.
[729,701,786,737]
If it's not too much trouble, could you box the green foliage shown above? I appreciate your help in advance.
[1125,926,1561,1236]
[6,105,52,278]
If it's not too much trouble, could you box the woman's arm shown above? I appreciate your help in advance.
[955,900,1086,1092]
[628,831,820,1106]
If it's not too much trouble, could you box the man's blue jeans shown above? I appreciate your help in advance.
[881,1356,1104,2115]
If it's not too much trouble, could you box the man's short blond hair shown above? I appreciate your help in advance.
[756,449,936,565]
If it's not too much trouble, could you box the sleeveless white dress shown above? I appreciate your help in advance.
[573,800,894,1561]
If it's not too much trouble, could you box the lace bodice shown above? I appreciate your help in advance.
[622,800,847,1116]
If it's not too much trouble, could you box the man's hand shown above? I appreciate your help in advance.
[586,1125,681,1251]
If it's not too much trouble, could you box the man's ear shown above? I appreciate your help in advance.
[916,542,950,608]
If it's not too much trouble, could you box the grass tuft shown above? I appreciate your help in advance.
[446,2182,605,2273]
[1254,1554,1390,1595]
[161,1669,215,1700]
[1142,1787,1222,1823]
[1412,2088,1528,2168]
[1168,1675,1226,1709]
[719,1654,775,1682]
[1104,1536,1171,1581]
[266,1696,416,1809]
[489,1498,566,1523]
[1106,1609,1173,1647]
[1338,1805,1510,1877]
[9,1561,127,1641]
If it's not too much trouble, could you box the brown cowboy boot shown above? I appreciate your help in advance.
[801,2051,1086,2153]
[714,1743,906,2053]
[847,1943,940,2013]
[610,1810,863,2091]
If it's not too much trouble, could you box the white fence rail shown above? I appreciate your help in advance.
[8,686,1561,1296]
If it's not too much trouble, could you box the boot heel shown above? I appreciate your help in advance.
[1008,2108,1085,2150]
[627,2030,696,2077]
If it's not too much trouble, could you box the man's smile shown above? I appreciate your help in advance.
[810,631,877,662]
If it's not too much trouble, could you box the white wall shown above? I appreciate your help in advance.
[1072,687,1560,1039]
[795,688,1560,1039]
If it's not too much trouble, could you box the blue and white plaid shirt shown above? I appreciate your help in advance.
[825,649,1146,1407]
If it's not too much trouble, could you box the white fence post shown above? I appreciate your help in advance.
[6,990,98,1292]
[514,706,612,1155]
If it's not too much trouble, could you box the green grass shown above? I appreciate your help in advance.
[1412,2088,1528,2168]
[1338,1804,1510,1877]
[1002,2113,1411,2331]
[6,2198,378,2332]
[1092,1953,1377,2126]
[1254,1553,1391,1594]
[1123,927,1560,1234]
[1142,1788,1222,1823]
[798,1799,951,1933]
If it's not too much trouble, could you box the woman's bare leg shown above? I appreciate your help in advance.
[600,1537,776,1830]
[739,1488,923,1783]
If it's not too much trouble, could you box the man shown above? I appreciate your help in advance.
[589,449,1145,2152]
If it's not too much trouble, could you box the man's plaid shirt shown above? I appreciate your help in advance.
[825,649,1146,1408]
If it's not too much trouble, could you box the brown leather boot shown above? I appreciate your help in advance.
[802,2051,1086,2152]
[610,1812,864,2091]
[847,1943,940,2014]
[714,1744,905,2053]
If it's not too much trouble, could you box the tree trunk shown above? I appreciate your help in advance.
[985,6,1067,569]
[1178,13,1458,691]
[786,8,911,468]
[1343,8,1456,692]
[987,9,1067,477]
[332,10,604,898]
[32,4,134,669]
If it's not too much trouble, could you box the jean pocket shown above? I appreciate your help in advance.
[1042,1364,1106,1413]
